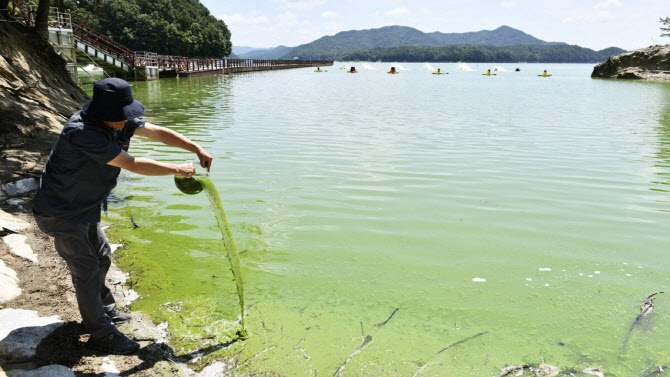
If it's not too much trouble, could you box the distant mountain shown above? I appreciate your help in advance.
[285,26,443,59]
[284,25,568,60]
[427,25,563,46]
[238,45,293,59]
[277,25,624,63]
[597,47,627,58]
[232,46,258,55]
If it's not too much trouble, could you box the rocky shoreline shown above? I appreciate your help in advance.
[0,181,234,376]
[591,44,670,81]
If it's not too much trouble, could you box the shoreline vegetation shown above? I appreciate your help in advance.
[2,8,670,376]
[337,44,624,64]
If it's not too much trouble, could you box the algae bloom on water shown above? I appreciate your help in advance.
[174,175,248,338]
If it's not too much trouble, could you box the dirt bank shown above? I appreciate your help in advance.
[0,21,87,183]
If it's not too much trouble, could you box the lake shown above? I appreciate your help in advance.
[106,62,670,376]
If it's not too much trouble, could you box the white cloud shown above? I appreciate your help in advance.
[384,7,410,16]
[321,10,339,18]
[282,0,326,10]
[595,10,614,22]
[322,21,343,32]
[593,0,622,9]
[501,1,517,8]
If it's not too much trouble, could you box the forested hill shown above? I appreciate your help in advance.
[268,25,624,62]
[340,44,625,63]
[428,25,561,46]
[65,0,231,57]
[284,25,563,59]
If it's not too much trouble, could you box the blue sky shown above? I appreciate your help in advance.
[201,0,669,50]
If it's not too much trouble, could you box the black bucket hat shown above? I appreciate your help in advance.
[81,78,145,122]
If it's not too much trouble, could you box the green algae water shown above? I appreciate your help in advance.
[104,63,670,376]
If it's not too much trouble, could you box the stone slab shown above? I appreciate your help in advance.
[0,210,31,233]
[2,235,37,264]
[0,309,62,362]
[6,365,75,377]
[0,259,21,304]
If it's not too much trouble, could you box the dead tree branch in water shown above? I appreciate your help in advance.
[332,335,373,377]
[640,364,667,377]
[622,291,664,352]
[130,215,140,229]
[412,331,489,377]
[375,307,399,328]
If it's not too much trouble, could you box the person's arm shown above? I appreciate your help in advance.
[135,122,213,170]
[107,150,195,177]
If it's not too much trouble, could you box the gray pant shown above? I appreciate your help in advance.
[34,212,116,338]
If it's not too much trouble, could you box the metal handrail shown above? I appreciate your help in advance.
[48,7,71,29]
[71,18,135,66]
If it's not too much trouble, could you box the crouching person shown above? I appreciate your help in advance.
[33,78,212,354]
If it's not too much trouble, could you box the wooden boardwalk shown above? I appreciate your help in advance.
[5,2,333,81]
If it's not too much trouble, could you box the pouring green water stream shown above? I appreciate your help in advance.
[174,175,248,338]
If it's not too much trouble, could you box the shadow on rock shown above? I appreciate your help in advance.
[0,322,65,364]
[33,321,87,367]
[31,320,242,376]
[117,338,242,376]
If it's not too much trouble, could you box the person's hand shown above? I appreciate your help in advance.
[196,148,213,172]
[176,162,195,178]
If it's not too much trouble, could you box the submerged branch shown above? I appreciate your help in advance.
[640,364,667,377]
[623,292,664,351]
[412,331,489,377]
[333,335,373,377]
[375,307,399,328]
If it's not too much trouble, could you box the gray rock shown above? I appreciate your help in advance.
[0,309,63,362]
[196,361,228,377]
[6,199,24,207]
[1,179,38,197]
[5,199,27,213]
[592,45,670,81]
[7,365,75,377]
[154,360,193,377]
[118,313,167,344]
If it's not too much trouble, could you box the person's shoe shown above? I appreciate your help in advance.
[106,309,132,325]
[86,329,140,355]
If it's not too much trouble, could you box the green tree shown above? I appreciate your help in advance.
[662,17,670,38]
[60,0,231,57]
